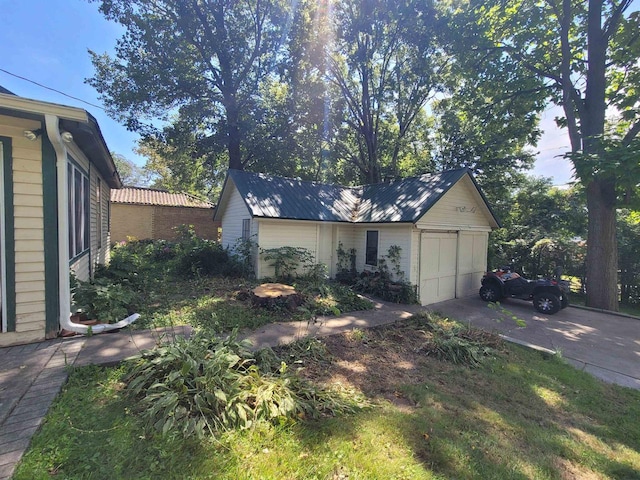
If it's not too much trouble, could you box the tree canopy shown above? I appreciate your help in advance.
[90,0,640,309]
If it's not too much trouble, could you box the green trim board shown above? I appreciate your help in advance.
[0,136,16,332]
[42,135,60,338]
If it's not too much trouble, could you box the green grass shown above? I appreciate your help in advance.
[568,292,640,317]
[14,318,640,480]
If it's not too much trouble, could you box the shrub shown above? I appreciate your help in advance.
[337,244,418,304]
[72,277,138,323]
[414,315,500,368]
[261,246,314,281]
[124,335,366,439]
[175,239,230,276]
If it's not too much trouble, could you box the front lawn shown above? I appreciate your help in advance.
[14,313,640,479]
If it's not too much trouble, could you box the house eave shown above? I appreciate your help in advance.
[0,92,88,122]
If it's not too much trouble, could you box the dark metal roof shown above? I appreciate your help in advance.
[357,169,468,222]
[224,168,500,226]
[228,170,358,222]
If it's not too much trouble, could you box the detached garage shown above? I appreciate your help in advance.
[214,168,499,306]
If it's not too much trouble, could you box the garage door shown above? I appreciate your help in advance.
[420,232,458,305]
[456,232,488,298]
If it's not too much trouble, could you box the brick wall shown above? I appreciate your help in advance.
[110,203,220,242]
[110,204,154,242]
[154,206,220,241]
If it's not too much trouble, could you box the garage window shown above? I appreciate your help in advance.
[242,219,251,240]
[365,230,378,266]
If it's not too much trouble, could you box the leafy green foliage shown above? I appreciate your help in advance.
[89,0,291,171]
[413,313,500,368]
[172,225,233,277]
[72,277,138,324]
[618,209,640,305]
[124,334,366,439]
[261,246,315,281]
[346,245,418,304]
[298,280,373,317]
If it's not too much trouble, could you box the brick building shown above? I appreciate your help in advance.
[110,187,220,242]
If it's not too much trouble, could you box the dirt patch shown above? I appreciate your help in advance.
[290,318,504,408]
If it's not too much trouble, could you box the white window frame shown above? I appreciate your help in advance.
[0,142,6,332]
[68,158,90,260]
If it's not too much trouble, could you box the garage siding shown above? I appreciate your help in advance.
[417,177,493,230]
[353,225,413,281]
[220,184,251,250]
[257,220,318,278]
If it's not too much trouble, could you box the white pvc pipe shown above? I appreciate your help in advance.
[45,114,139,335]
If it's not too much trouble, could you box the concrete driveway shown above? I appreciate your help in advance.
[430,296,640,390]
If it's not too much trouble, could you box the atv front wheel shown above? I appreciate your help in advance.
[479,284,502,302]
[560,296,569,309]
[533,293,561,315]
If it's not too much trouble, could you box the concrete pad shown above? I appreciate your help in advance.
[74,325,193,366]
[241,299,421,349]
[431,296,640,389]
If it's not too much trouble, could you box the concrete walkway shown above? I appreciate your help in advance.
[0,296,637,479]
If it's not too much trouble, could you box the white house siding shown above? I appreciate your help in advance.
[316,223,334,276]
[410,229,421,286]
[416,176,494,230]
[353,224,413,282]
[256,220,319,278]
[0,115,47,346]
[220,182,251,250]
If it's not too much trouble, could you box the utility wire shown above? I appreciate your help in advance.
[0,68,105,111]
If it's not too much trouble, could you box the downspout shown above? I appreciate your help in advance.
[45,114,138,334]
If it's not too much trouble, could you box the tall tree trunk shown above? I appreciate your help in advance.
[585,179,618,309]
[582,0,619,310]
[226,96,243,170]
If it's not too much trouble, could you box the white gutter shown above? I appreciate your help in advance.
[45,114,139,334]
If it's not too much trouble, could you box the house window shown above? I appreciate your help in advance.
[242,219,251,240]
[68,159,90,259]
[96,178,102,248]
[365,230,378,266]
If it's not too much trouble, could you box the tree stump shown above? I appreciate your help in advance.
[251,283,304,311]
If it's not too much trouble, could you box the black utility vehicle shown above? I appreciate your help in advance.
[479,266,570,315]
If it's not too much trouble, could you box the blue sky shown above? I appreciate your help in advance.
[0,0,574,185]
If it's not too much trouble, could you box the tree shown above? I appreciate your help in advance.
[328,0,442,183]
[618,210,640,305]
[88,0,290,171]
[111,153,149,187]
[455,0,640,310]
[489,177,587,281]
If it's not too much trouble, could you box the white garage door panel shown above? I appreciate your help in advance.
[420,233,457,305]
[456,232,488,298]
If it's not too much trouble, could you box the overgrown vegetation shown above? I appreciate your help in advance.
[124,334,366,439]
[336,243,419,304]
[15,313,640,479]
[413,313,501,368]
[71,229,373,329]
